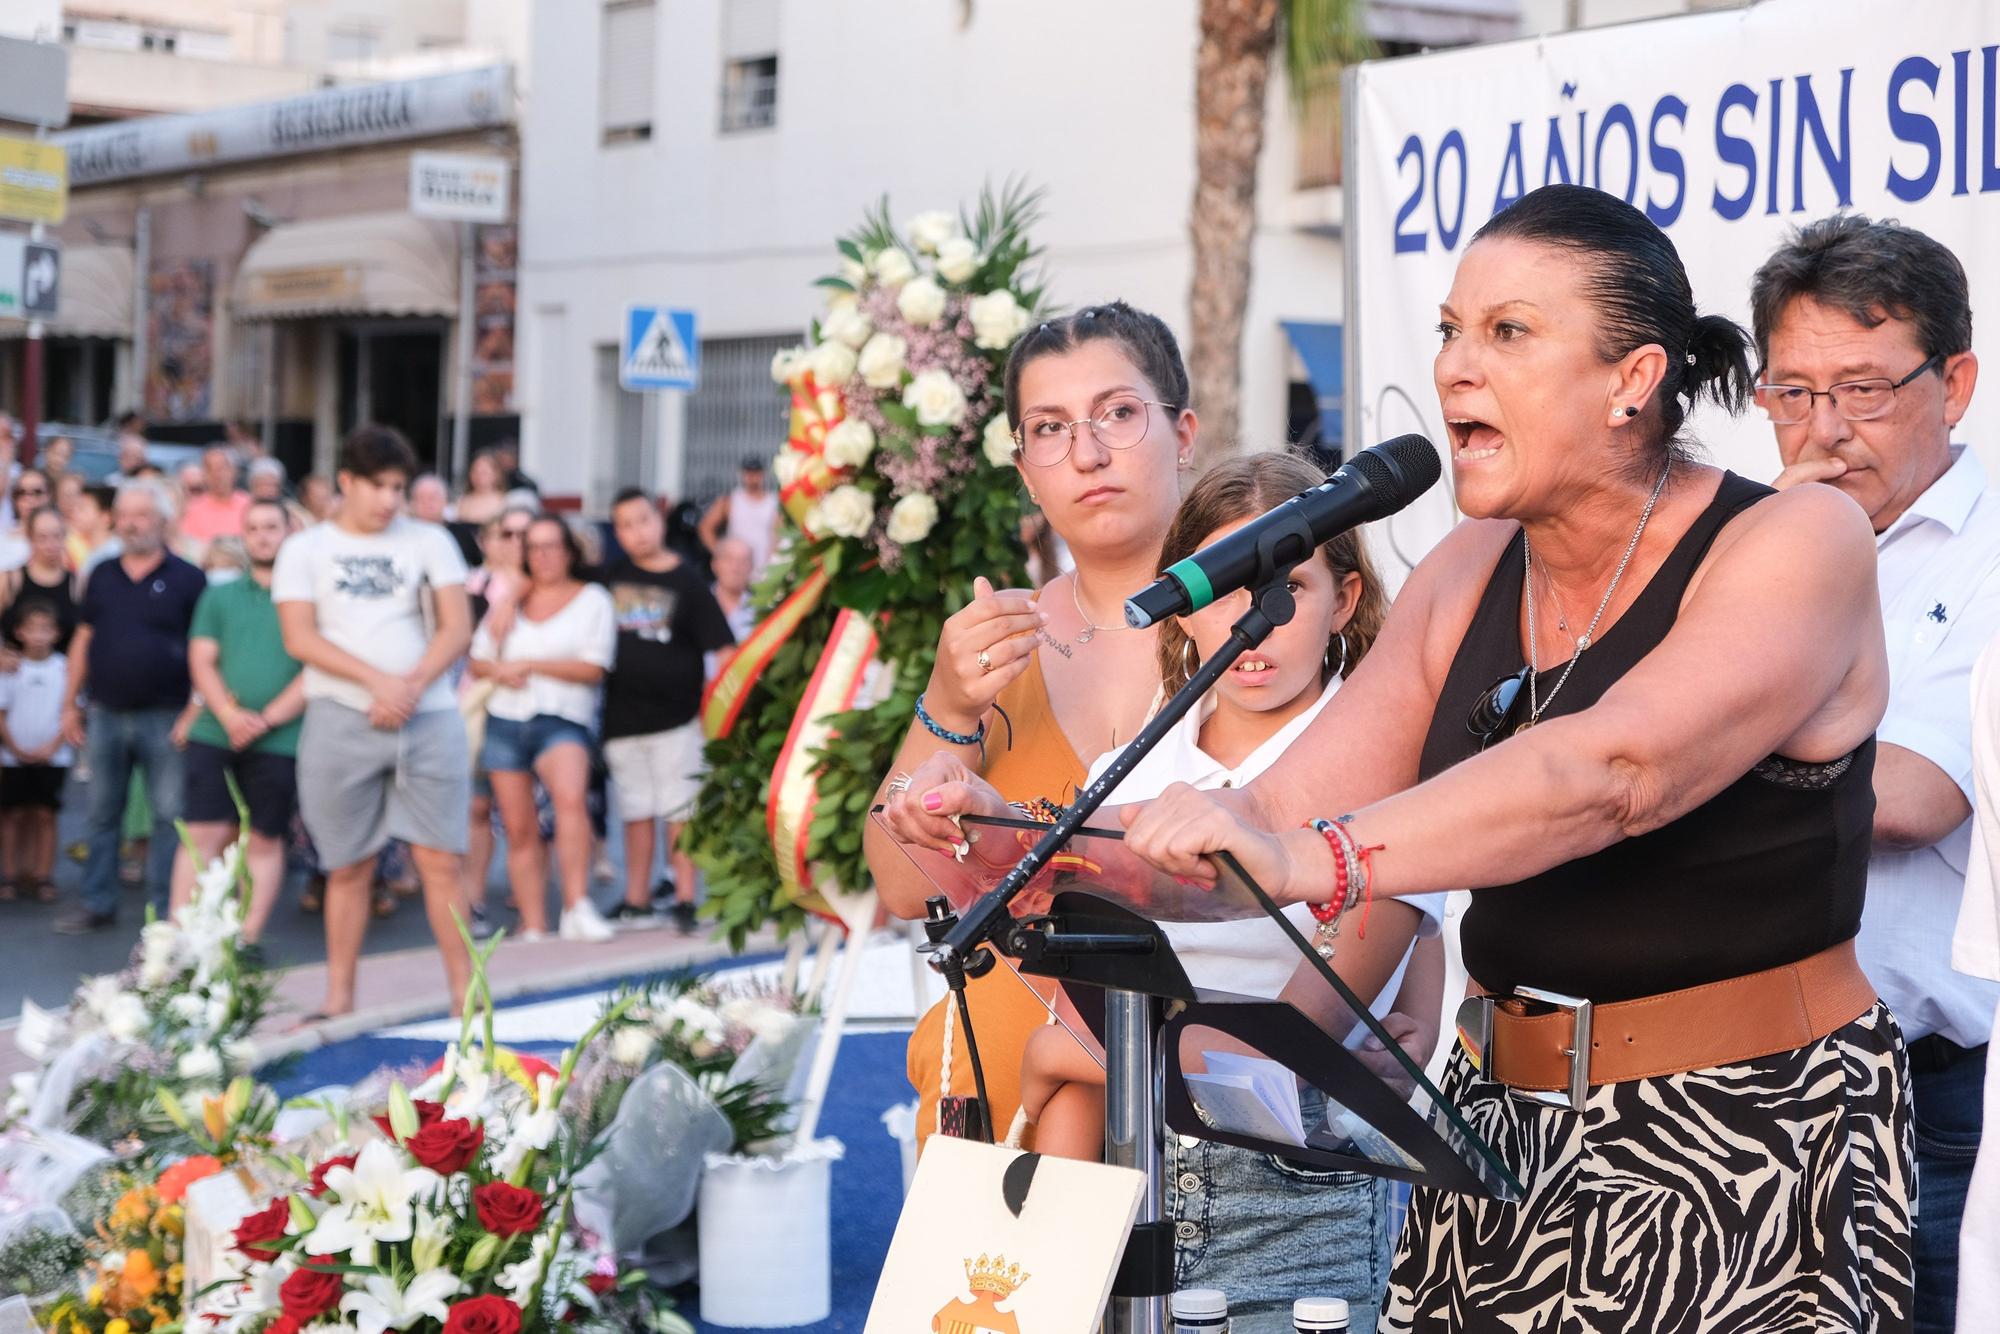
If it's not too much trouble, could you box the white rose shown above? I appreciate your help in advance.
[896,276,948,329]
[821,303,873,350]
[102,994,149,1043]
[857,333,909,390]
[935,236,981,284]
[609,1025,656,1068]
[982,414,1017,467]
[769,345,807,385]
[825,288,859,314]
[870,247,916,288]
[177,1047,223,1081]
[772,448,805,488]
[808,338,858,387]
[840,256,867,288]
[814,485,876,540]
[823,419,878,470]
[886,493,940,544]
[906,210,958,255]
[168,993,206,1025]
[969,289,1032,351]
[903,369,969,428]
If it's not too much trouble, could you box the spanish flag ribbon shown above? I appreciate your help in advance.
[767,607,881,922]
[699,564,830,741]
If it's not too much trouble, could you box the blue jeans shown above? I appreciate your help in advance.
[1912,1036,1986,1334]
[1166,1109,1390,1331]
[81,705,184,918]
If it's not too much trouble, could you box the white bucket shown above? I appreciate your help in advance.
[697,1138,844,1328]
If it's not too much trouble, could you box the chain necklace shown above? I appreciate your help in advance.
[1522,462,1671,726]
[1069,574,1136,643]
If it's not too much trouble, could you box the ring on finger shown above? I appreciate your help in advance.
[886,772,913,797]
[977,649,994,673]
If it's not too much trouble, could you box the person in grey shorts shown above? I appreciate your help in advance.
[274,425,474,1021]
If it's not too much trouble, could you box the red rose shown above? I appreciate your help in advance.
[232,1198,291,1263]
[473,1182,545,1236]
[584,1273,616,1296]
[264,1317,300,1334]
[278,1258,343,1322]
[443,1295,522,1334]
[371,1098,446,1143]
[306,1154,357,1199]
[406,1117,485,1175]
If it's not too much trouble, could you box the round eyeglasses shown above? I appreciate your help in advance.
[1012,395,1176,467]
[1753,353,1942,425]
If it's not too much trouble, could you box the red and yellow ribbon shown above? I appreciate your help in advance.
[778,372,846,532]
[767,607,881,922]
[699,565,829,740]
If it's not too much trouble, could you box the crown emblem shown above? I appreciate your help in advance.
[964,1253,1029,1298]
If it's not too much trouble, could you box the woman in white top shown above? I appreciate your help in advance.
[470,514,616,942]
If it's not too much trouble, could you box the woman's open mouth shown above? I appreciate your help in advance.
[1447,417,1505,461]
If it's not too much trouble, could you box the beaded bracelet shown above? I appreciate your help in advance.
[1304,820,1353,959]
[915,692,985,747]
[1319,814,1384,940]
[1008,796,1066,824]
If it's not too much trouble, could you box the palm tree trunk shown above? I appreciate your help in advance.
[1188,0,1281,469]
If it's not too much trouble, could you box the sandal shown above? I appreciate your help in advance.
[299,877,325,913]
[0,879,16,902]
[32,880,57,904]
[371,888,398,919]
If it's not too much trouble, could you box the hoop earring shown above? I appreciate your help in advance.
[1181,638,1200,680]
[1325,635,1349,679]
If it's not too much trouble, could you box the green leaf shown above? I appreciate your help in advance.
[813,276,855,292]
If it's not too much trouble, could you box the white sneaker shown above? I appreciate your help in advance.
[559,900,615,943]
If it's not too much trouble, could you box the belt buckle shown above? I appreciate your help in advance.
[1510,985,1593,1113]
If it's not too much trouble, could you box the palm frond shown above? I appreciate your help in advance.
[1282,0,1374,106]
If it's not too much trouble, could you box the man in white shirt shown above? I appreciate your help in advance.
[273,425,473,1022]
[1754,215,2000,1333]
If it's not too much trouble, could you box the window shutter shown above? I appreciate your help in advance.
[600,1,657,134]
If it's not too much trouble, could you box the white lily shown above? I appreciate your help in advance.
[410,1206,451,1271]
[15,998,61,1061]
[494,1230,553,1308]
[303,1139,441,1257]
[492,1077,559,1178]
[340,1268,462,1334]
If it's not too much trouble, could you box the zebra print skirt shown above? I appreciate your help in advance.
[1380,1002,1914,1333]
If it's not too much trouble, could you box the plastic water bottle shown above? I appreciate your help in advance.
[1293,1296,1350,1332]
[1170,1288,1230,1334]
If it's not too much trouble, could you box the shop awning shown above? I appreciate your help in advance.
[0,244,134,340]
[1282,320,1344,449]
[232,211,458,319]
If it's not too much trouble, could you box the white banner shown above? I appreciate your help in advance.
[53,66,513,187]
[1348,0,2000,572]
[410,151,511,223]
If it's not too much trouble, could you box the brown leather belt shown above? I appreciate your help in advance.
[1456,940,1877,1111]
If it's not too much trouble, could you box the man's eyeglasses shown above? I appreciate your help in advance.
[1754,352,1943,425]
[1012,395,1176,467]
[13,488,45,500]
[495,527,528,541]
[1466,666,1530,752]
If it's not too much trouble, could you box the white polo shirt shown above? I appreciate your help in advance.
[1863,445,2000,1047]
[1088,676,1446,1016]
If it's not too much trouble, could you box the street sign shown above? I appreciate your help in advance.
[620,306,699,391]
[21,241,57,317]
[0,138,67,225]
[0,38,69,129]
[409,151,511,223]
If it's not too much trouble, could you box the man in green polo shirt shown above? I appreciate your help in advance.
[168,497,305,941]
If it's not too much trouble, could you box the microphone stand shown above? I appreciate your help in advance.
[926,511,1315,1334]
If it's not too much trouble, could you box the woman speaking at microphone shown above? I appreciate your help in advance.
[907,186,1913,1330]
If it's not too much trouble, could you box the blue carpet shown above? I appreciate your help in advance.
[264,1012,907,1331]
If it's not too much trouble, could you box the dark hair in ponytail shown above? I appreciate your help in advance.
[1156,451,1385,697]
[1473,185,1753,474]
[1002,301,1191,431]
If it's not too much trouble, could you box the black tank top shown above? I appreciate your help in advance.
[1,565,78,653]
[1415,471,1874,1001]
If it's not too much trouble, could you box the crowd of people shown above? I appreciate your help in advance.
[875,192,1998,1332]
[0,412,777,1029]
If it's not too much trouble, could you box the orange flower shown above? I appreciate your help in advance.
[121,1250,161,1301]
[156,1156,222,1203]
[109,1187,154,1234]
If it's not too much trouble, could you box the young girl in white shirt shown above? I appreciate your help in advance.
[1018,451,1445,1327]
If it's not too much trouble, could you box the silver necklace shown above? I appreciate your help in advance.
[1069,574,1134,643]
[1522,462,1671,725]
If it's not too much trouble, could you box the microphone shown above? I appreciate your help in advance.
[1123,434,1441,628]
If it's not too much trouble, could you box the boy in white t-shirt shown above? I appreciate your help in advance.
[0,603,72,901]
[273,426,473,1021]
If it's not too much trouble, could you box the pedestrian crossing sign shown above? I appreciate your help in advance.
[620,305,700,391]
